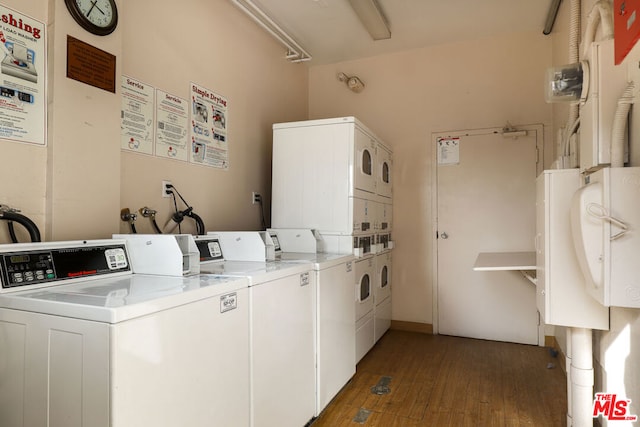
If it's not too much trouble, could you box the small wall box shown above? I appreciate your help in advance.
[614,0,640,64]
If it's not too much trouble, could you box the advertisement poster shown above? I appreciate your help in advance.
[155,89,188,161]
[0,5,46,145]
[189,82,229,169]
[121,75,154,154]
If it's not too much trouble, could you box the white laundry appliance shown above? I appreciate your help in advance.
[267,228,356,415]
[195,232,316,427]
[0,239,250,427]
[373,249,392,342]
[271,117,391,256]
[354,255,375,363]
[271,117,393,364]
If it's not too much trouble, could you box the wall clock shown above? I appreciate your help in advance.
[64,0,118,36]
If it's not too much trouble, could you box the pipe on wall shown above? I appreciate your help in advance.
[544,0,563,35]
[570,328,595,427]
[611,82,635,168]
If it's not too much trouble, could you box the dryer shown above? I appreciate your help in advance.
[354,256,375,363]
[195,232,316,427]
[0,239,250,427]
[374,250,392,342]
[267,228,356,415]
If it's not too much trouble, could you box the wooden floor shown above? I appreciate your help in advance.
[312,330,567,426]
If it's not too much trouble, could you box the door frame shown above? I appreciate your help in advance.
[430,124,544,336]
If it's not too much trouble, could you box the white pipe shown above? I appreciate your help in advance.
[570,328,594,427]
[230,0,312,62]
[566,328,573,426]
[582,0,615,58]
[611,82,635,168]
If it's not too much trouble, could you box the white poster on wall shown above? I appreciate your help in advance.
[155,89,189,161]
[437,137,460,166]
[121,75,154,154]
[189,82,229,169]
[0,5,46,145]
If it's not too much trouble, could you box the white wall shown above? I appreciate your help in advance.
[0,0,48,242]
[0,0,308,242]
[308,33,553,326]
[119,0,308,234]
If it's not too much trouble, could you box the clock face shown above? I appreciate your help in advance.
[65,0,118,36]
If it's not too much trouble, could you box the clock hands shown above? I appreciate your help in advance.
[85,0,107,18]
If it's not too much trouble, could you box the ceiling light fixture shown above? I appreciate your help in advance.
[231,0,312,62]
[348,0,391,40]
[337,72,365,93]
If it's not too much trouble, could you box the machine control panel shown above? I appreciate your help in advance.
[0,244,130,291]
[195,238,224,262]
[270,234,281,252]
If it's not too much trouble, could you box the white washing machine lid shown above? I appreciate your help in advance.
[0,274,248,323]
[199,260,313,285]
[276,252,355,270]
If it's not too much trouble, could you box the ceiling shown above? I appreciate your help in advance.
[247,0,555,65]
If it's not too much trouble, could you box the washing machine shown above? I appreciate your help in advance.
[194,232,316,427]
[267,228,356,415]
[0,239,250,427]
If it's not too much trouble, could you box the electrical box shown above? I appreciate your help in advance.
[614,0,640,65]
[571,167,640,307]
[535,169,609,329]
[580,39,629,172]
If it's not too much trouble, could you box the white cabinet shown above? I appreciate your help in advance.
[535,169,608,329]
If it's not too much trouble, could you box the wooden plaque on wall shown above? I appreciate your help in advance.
[66,35,116,93]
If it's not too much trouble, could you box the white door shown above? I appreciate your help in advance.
[435,129,539,345]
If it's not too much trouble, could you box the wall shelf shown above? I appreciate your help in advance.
[472,251,537,284]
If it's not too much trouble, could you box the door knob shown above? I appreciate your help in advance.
[440,232,449,239]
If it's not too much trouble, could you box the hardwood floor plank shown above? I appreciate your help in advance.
[311,331,566,427]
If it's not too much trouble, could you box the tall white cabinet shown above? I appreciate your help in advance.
[272,117,393,362]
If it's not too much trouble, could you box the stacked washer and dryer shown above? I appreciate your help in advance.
[271,116,393,363]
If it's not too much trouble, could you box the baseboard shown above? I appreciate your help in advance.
[390,320,433,334]
[545,335,566,374]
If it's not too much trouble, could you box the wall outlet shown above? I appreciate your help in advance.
[162,180,172,198]
[252,192,261,205]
